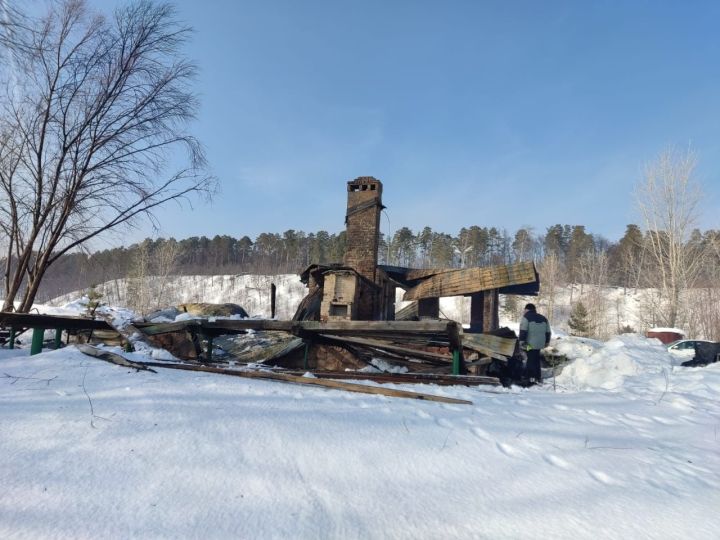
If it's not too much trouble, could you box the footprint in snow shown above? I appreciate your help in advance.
[441,404,465,412]
[436,418,454,429]
[470,426,492,441]
[543,453,571,470]
[416,410,432,420]
[623,413,652,424]
[553,404,569,411]
[651,416,678,426]
[473,406,493,416]
[496,441,524,459]
[588,469,621,486]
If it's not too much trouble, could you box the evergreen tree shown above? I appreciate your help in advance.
[85,284,103,317]
[568,301,591,337]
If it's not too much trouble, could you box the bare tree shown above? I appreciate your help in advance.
[537,251,563,325]
[635,146,705,328]
[577,250,610,339]
[0,0,214,312]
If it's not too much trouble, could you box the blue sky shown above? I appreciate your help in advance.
[95,0,720,245]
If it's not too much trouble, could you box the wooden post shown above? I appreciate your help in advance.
[9,327,15,349]
[483,289,500,332]
[303,341,309,370]
[54,329,63,349]
[469,290,500,333]
[31,328,44,355]
[469,292,484,333]
[270,283,276,319]
[417,297,439,319]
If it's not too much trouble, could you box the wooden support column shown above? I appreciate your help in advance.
[417,297,439,319]
[469,290,500,333]
[270,283,277,319]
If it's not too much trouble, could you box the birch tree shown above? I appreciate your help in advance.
[635,146,705,328]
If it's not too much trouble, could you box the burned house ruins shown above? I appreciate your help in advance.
[294,176,540,334]
[4,177,541,386]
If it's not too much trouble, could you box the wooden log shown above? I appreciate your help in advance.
[141,362,473,405]
[0,312,112,331]
[76,344,157,372]
[282,370,500,386]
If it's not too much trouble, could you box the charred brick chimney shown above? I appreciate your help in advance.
[343,177,383,283]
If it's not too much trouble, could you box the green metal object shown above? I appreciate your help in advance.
[54,329,63,349]
[452,349,461,375]
[303,342,309,370]
[31,328,45,355]
[8,327,15,349]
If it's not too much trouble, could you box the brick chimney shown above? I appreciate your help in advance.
[343,177,383,283]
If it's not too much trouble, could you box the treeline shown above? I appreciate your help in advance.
[26,223,720,305]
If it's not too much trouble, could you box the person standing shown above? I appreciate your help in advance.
[519,303,551,383]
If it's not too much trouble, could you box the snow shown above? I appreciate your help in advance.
[50,274,308,320]
[3,335,720,538]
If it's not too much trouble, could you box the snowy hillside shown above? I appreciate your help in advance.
[50,275,653,339]
[50,274,308,320]
[2,332,720,538]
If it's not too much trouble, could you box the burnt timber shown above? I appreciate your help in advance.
[0,312,113,331]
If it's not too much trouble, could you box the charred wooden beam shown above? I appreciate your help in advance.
[417,298,439,318]
[283,370,500,387]
[462,333,517,360]
[135,319,460,338]
[138,361,473,405]
[403,261,538,300]
[469,290,500,333]
[0,312,113,331]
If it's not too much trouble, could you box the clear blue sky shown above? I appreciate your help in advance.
[97,0,720,245]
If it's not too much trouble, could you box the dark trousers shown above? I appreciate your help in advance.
[526,349,542,380]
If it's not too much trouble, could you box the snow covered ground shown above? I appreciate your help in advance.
[2,332,720,539]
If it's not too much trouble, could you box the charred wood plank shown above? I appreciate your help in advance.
[403,262,537,300]
[283,370,500,387]
[76,344,157,372]
[462,333,517,359]
[138,361,473,405]
[0,312,113,331]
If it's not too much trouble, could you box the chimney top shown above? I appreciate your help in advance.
[347,176,382,194]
